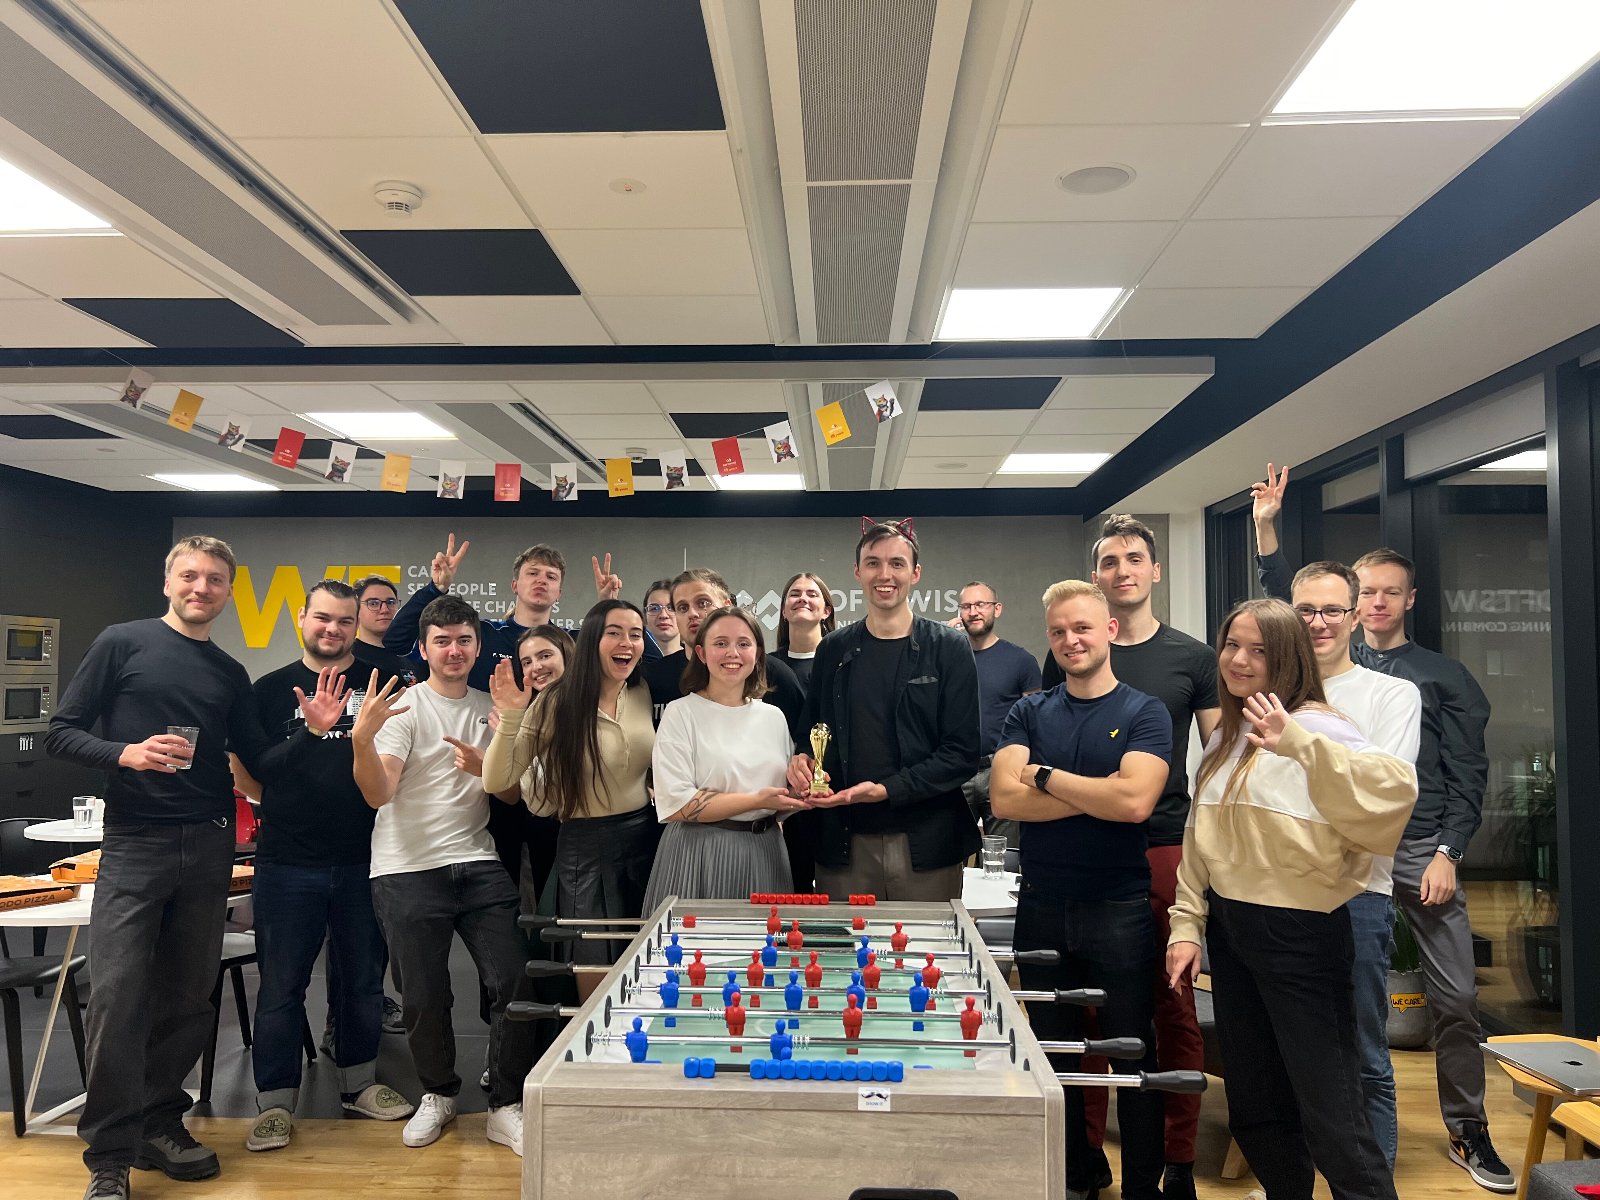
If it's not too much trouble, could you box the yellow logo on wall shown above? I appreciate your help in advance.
[234,564,401,648]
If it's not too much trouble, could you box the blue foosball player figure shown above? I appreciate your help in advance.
[723,971,740,1007]
[847,970,867,1011]
[769,1018,794,1061]
[857,936,872,968]
[625,1017,649,1063]
[784,969,804,1028]
[659,969,680,1028]
[664,932,683,967]
[909,971,930,1033]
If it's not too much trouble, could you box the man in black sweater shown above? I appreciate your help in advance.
[786,521,981,900]
[46,536,300,1200]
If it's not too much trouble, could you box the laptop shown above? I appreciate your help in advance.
[1482,1040,1600,1097]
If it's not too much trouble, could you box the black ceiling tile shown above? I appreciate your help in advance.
[0,415,116,440]
[63,298,302,348]
[245,439,384,461]
[632,457,707,477]
[919,378,1060,411]
[341,229,579,297]
[670,411,786,439]
[396,0,724,134]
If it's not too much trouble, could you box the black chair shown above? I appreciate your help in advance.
[198,931,316,1104]
[2,954,88,1136]
[0,818,61,963]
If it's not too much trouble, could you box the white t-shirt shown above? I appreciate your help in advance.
[1324,665,1422,895]
[652,693,792,821]
[369,682,498,878]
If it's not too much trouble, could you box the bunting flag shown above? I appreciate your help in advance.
[494,463,522,502]
[436,461,465,499]
[866,380,902,424]
[325,441,357,483]
[380,453,412,493]
[816,401,851,446]
[661,450,688,491]
[216,415,250,451]
[605,458,635,498]
[711,435,744,476]
[765,421,798,464]
[117,369,152,409]
[272,426,305,469]
[167,388,203,432]
[550,463,578,501]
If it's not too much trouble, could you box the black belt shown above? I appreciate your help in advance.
[703,816,777,835]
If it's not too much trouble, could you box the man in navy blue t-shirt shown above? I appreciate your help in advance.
[992,579,1171,1200]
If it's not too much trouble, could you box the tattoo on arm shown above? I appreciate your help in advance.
[681,788,718,822]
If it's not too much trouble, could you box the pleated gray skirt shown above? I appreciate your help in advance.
[641,820,794,915]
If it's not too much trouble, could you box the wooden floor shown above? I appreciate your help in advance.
[2,1048,1587,1198]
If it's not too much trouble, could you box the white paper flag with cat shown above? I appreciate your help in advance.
[325,442,357,483]
[436,461,466,499]
[550,463,578,502]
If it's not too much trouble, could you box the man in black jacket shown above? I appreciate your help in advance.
[786,520,981,901]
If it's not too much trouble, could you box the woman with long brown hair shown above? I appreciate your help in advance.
[1166,598,1416,1200]
[772,571,835,688]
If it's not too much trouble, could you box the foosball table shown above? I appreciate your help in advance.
[510,896,1204,1200]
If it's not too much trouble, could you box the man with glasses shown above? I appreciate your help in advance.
[1253,465,1510,1192]
[954,581,1040,840]
[353,576,416,687]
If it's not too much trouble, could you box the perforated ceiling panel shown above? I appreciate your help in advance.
[807,184,912,344]
[817,381,877,491]
[0,24,386,327]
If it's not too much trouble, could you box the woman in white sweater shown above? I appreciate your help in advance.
[643,607,807,911]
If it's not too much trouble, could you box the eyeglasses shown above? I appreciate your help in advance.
[958,602,996,613]
[361,598,399,611]
[644,603,671,615]
[1293,605,1354,624]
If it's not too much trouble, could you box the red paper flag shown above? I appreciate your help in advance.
[272,426,305,469]
[494,463,522,502]
[711,436,744,476]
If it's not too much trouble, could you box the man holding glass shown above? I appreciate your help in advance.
[46,536,303,1200]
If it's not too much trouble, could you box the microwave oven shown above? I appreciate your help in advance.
[0,676,52,734]
[1,615,59,675]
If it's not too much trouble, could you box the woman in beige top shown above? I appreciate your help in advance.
[485,600,656,965]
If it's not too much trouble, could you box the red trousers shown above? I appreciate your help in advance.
[1082,843,1204,1164]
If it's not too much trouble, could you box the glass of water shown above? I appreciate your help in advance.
[167,726,200,770]
[981,834,1007,879]
[72,795,95,828]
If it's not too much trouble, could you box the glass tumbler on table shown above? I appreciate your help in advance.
[981,834,1007,879]
[72,795,95,828]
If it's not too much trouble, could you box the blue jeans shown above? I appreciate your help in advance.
[252,862,384,1109]
[1014,886,1164,1200]
[1347,890,1399,1167]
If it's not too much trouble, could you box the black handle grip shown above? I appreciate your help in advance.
[525,959,574,979]
[1054,988,1106,1007]
[1011,949,1060,965]
[1141,1070,1208,1094]
[1084,1037,1145,1060]
[505,1001,565,1022]
[519,914,559,930]
[539,926,583,944]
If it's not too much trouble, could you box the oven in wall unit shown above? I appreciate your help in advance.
[0,676,53,734]
[1,615,59,674]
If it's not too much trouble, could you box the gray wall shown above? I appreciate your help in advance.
[181,514,1170,677]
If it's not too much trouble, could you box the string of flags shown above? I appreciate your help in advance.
[114,367,904,501]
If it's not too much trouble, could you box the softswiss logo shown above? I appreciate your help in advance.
[739,590,785,632]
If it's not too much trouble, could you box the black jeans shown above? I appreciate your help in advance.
[80,818,235,1170]
[370,861,535,1107]
[1207,892,1398,1200]
[1014,885,1164,1200]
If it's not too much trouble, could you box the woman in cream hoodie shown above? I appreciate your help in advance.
[1167,599,1416,1200]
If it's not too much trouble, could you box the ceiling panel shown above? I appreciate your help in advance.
[902,435,1021,456]
[956,221,1174,288]
[1046,374,1208,409]
[0,236,215,297]
[247,383,402,413]
[64,298,299,347]
[547,229,760,296]
[588,296,769,344]
[416,296,611,345]
[79,0,468,138]
[1103,285,1311,339]
[647,381,788,413]
[1024,432,1137,453]
[240,137,531,229]
[1023,407,1168,435]
[552,412,681,442]
[912,410,1037,436]
[491,133,744,229]
[1141,217,1395,289]
[343,228,576,295]
[0,299,148,347]
[0,274,41,300]
[134,383,283,416]
[378,382,521,403]
[973,125,1247,223]
[512,382,661,415]
[1194,120,1513,221]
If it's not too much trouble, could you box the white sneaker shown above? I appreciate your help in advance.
[401,1093,456,1148]
[485,1104,524,1156]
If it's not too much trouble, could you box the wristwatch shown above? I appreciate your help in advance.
[1033,766,1054,791]
[1436,844,1464,864]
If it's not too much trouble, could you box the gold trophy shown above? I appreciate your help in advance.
[808,724,832,796]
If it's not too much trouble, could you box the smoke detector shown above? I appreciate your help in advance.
[624,445,650,463]
[374,180,424,219]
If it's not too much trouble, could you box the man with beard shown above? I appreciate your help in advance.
[954,580,1040,840]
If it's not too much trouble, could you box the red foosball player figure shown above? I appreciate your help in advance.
[804,950,823,1007]
[786,918,804,951]
[842,992,863,1054]
[919,952,942,991]
[861,950,881,1008]
[890,921,909,952]
[747,950,764,991]
[960,996,982,1057]
[726,990,747,1052]
[767,906,782,936]
[688,948,707,1006]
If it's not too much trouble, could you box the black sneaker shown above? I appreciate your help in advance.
[1162,1161,1197,1200]
[83,1166,130,1200]
[1066,1147,1114,1198]
[1449,1125,1516,1193]
[134,1127,220,1181]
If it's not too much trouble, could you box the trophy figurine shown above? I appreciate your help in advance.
[808,724,832,796]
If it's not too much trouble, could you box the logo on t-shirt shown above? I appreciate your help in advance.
[1110,728,1120,738]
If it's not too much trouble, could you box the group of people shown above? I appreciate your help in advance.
[43,483,1509,1200]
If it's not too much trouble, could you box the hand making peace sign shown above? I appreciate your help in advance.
[430,532,471,590]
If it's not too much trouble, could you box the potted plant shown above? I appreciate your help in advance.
[1387,906,1431,1047]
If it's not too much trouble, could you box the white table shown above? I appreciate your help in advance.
[22,819,104,844]
[961,866,1019,918]
[0,880,248,1134]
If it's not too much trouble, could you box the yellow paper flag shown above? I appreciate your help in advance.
[816,400,851,446]
[380,453,412,493]
[167,388,203,432]
[605,458,635,498]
